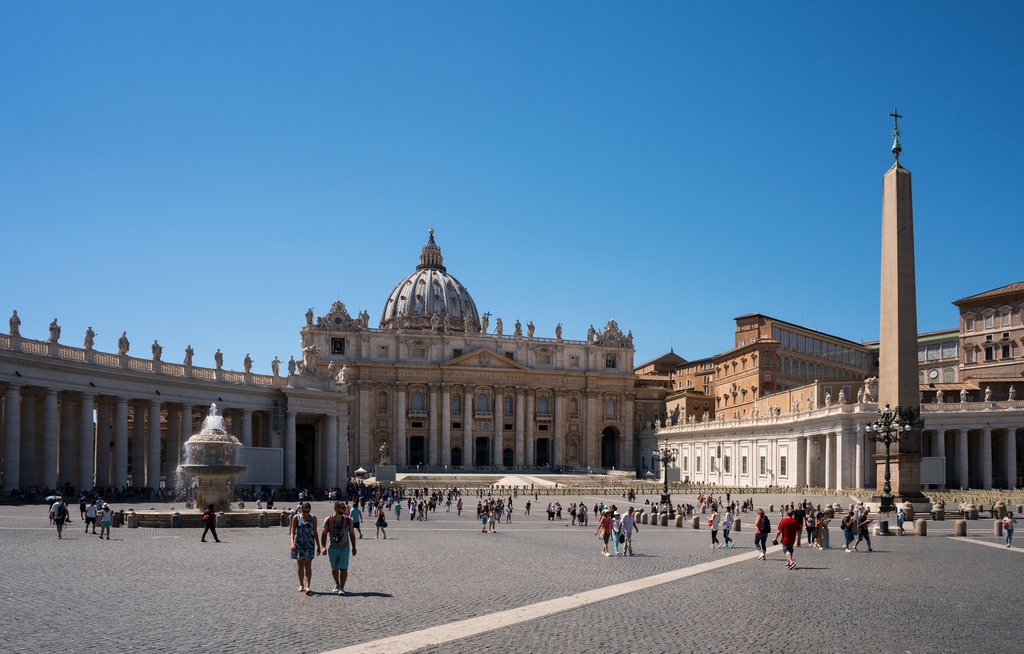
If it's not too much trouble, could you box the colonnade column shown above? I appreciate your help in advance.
[441,384,452,467]
[165,407,179,476]
[180,406,193,465]
[146,400,161,489]
[19,391,36,486]
[78,393,94,490]
[131,403,145,486]
[981,427,993,490]
[855,426,864,490]
[834,428,845,490]
[284,411,297,488]
[41,390,58,489]
[58,394,75,485]
[395,382,407,466]
[113,399,129,488]
[514,386,525,467]
[95,400,111,488]
[956,429,968,490]
[804,435,813,488]
[824,433,833,489]
[525,390,535,466]
[241,409,253,448]
[1007,429,1018,489]
[358,383,370,467]
[428,384,439,465]
[2,385,21,491]
[463,385,474,469]
[324,414,338,489]
[493,385,504,467]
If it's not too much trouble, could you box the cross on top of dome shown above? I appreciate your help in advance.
[417,228,446,272]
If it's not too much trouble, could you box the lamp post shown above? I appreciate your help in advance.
[652,437,678,512]
[865,403,921,518]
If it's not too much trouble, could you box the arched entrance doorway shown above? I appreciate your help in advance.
[535,438,550,467]
[600,426,619,469]
[451,447,463,467]
[474,437,490,467]
[503,448,513,468]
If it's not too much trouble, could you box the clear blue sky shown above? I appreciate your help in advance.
[2,4,1022,372]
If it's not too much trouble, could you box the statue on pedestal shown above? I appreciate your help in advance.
[243,353,253,373]
[184,345,194,366]
[287,355,297,376]
[117,331,130,355]
[526,321,535,338]
[271,356,282,377]
[495,318,503,336]
[985,386,992,402]
[379,442,390,466]
[151,340,162,361]
[481,313,489,333]
[824,392,832,408]
[1010,386,1017,401]
[555,323,562,341]
[305,308,314,327]
[214,349,224,370]
[838,390,846,405]
[84,326,96,350]
[857,387,864,404]
[936,389,944,403]
[8,310,20,337]
[960,387,967,403]
[514,320,522,338]
[47,319,61,343]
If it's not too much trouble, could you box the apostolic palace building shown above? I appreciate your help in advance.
[0,231,638,493]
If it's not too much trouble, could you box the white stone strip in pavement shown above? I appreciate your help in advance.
[951,536,1024,553]
[321,547,765,654]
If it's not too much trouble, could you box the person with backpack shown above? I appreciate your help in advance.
[50,496,69,539]
[201,504,220,543]
[851,512,874,552]
[753,508,770,560]
[320,501,357,595]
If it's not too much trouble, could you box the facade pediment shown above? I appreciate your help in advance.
[441,348,530,372]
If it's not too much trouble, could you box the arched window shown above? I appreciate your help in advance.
[377,391,388,411]
[943,367,955,383]
[411,391,424,411]
[800,361,807,378]
[605,399,615,418]
[477,393,489,413]
[504,397,513,414]
[452,396,461,413]
[537,396,549,414]
[569,398,579,416]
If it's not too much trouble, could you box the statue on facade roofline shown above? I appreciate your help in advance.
[838,389,846,404]
[244,353,253,373]
[514,320,522,338]
[527,321,535,338]
[184,344,194,366]
[271,356,281,377]
[301,343,320,375]
[360,310,370,329]
[151,340,162,361]
[587,324,596,342]
[327,360,337,380]
[47,318,61,343]
[8,310,20,337]
[1010,386,1017,401]
[84,326,96,350]
[305,308,314,327]
[555,323,562,341]
[214,349,224,370]
[339,365,349,385]
[985,386,992,402]
[495,317,503,336]
[626,330,633,347]
[117,331,130,355]
[287,355,297,376]
[480,313,489,333]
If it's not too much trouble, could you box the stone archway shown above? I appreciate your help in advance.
[601,426,619,469]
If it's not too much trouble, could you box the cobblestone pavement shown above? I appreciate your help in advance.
[1,491,1018,654]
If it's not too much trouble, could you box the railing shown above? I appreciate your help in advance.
[922,401,1018,411]
[192,368,217,380]
[0,334,8,349]
[58,345,85,361]
[354,326,595,347]
[21,340,48,355]
[128,358,154,372]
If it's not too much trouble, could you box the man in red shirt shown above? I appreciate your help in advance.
[772,509,801,570]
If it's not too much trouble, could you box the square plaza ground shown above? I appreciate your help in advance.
[0,490,1019,654]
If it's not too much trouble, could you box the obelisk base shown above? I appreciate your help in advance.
[873,452,925,508]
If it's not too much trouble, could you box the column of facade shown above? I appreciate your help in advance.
[19,391,36,486]
[78,393,94,490]
[358,383,370,467]
[956,429,968,490]
[855,425,864,490]
[131,403,145,486]
[58,394,76,486]
[463,384,474,469]
[553,390,565,467]
[41,390,59,489]
[514,386,525,467]
[113,398,129,488]
[241,409,253,448]
[525,389,535,466]
[180,405,193,465]
[935,429,946,489]
[146,400,162,489]
[428,384,439,466]
[2,385,21,491]
[1006,428,1017,489]
[492,385,504,467]
[95,400,111,488]
[284,411,297,488]
[585,389,599,469]
[165,407,179,476]
[981,427,993,490]
[395,382,407,466]
[338,405,350,487]
[324,414,338,489]
[804,435,813,488]
[623,392,635,471]
[441,384,452,467]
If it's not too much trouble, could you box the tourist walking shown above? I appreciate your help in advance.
[852,512,874,552]
[722,508,735,548]
[803,510,815,547]
[611,511,622,555]
[374,506,388,539]
[320,502,357,595]
[709,507,720,549]
[772,509,801,570]
[201,504,220,542]
[349,503,363,538]
[814,512,830,549]
[99,504,112,540]
[595,509,613,556]
[290,502,318,595]
[753,508,770,560]
[896,507,906,536]
[49,496,69,539]
[622,507,638,556]
[1003,512,1017,547]
[85,500,98,534]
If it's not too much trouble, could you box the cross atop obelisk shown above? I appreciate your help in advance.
[889,107,903,162]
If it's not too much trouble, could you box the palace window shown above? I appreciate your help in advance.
[966,349,974,363]
[965,318,975,331]
[1002,345,1011,358]
[985,315,994,329]
[943,367,956,383]
[942,342,958,359]
[985,347,994,361]
[1002,311,1011,327]
[411,391,424,411]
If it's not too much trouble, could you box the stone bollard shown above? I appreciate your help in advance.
[993,501,1007,519]
[126,511,139,528]
[171,512,182,528]
[769,504,774,512]
[258,512,269,528]
[216,512,228,528]
[931,508,945,521]
[901,502,915,522]
[640,512,649,525]
[701,505,707,514]
[1017,505,1023,515]
[281,511,291,527]
[994,520,1004,537]
[849,502,856,514]
[822,527,830,549]
[915,519,927,536]
[734,518,741,532]
[968,507,979,521]
[954,520,967,537]
[691,516,700,529]
[674,515,683,528]
[660,514,669,527]
[816,503,822,511]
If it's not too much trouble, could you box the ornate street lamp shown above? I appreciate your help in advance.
[652,437,679,511]
[865,403,923,515]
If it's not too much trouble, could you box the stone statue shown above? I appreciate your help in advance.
[481,313,489,333]
[444,315,452,332]
[514,320,522,338]
[985,386,992,402]
[47,318,61,343]
[936,389,944,403]
[960,387,967,403]
[340,365,349,384]
[587,324,596,341]
[838,390,846,405]
[271,356,281,377]
[287,355,297,376]
[555,323,562,340]
[526,321,535,338]
[495,318,503,335]
[1010,386,1017,401]
[117,331,130,355]
[327,360,337,380]
[214,349,224,370]
[824,392,832,408]
[626,330,633,347]
[84,326,96,349]
[857,387,864,404]
[243,353,253,373]
[8,310,20,336]
[379,442,390,466]
[359,310,370,328]
[184,345,194,366]
[301,343,319,375]
[305,308,314,327]
[430,315,439,332]
[151,340,162,361]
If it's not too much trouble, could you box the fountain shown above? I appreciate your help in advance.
[179,404,247,512]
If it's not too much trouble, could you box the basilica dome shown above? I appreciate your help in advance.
[379,230,481,333]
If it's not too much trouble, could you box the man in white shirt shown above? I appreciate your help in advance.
[49,496,69,539]
[611,512,623,555]
[621,507,639,556]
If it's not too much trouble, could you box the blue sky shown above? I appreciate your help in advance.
[2,4,1022,372]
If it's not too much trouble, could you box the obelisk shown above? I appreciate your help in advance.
[876,108,923,501]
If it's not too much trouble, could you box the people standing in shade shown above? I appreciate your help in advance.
[753,508,770,560]
[374,506,388,539]
[772,509,801,570]
[595,509,614,556]
[201,504,220,543]
[320,502,357,596]
[50,496,69,539]
[99,504,112,540]
[722,507,736,548]
[348,503,363,539]
[621,507,639,556]
[1004,512,1017,547]
[852,512,874,552]
[709,507,721,549]
[290,502,318,595]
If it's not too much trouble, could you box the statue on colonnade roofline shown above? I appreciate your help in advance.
[857,387,864,404]
[151,340,162,361]
[84,326,96,349]
[527,321,535,338]
[184,345,194,366]
[8,310,20,336]
[214,349,224,370]
[495,318,503,335]
[936,389,944,403]
[960,387,967,403]
[587,324,596,342]
[117,331,130,355]
[271,356,282,377]
[1010,386,1017,401]
[305,308,314,327]
[244,353,253,373]
[287,355,297,376]
[985,386,992,402]
[555,323,562,341]
[824,392,832,408]
[837,390,846,405]
[47,318,61,343]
